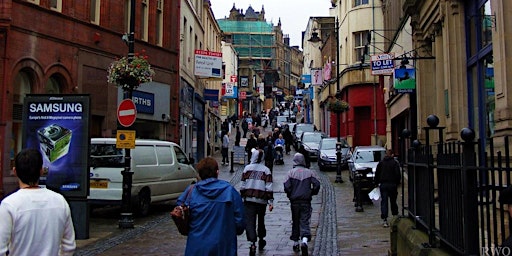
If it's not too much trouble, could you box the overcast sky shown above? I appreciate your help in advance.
[210,0,332,48]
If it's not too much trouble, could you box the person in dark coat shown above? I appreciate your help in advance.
[283,153,320,255]
[245,133,258,162]
[282,126,293,154]
[235,126,241,147]
[264,133,275,173]
[374,149,401,228]
[242,119,249,138]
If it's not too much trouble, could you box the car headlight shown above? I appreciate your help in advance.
[320,153,329,159]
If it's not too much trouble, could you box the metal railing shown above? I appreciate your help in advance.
[404,118,511,255]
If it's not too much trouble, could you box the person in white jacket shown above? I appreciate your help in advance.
[240,149,274,255]
[0,149,76,256]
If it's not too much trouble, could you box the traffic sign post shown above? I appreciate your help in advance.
[117,99,137,127]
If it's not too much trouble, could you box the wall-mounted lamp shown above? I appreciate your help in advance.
[308,31,321,43]
[400,57,410,69]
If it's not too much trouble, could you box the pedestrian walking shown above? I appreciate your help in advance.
[240,149,274,255]
[242,118,249,138]
[264,134,275,173]
[0,149,76,256]
[221,130,230,165]
[246,133,258,161]
[283,153,320,256]
[235,126,241,147]
[374,149,401,228]
[282,125,293,154]
[176,157,245,256]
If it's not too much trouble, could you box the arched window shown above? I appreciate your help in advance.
[12,70,34,168]
[45,75,62,94]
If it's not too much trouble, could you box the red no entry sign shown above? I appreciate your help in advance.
[117,99,137,127]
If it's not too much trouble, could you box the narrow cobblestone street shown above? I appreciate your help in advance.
[76,127,405,255]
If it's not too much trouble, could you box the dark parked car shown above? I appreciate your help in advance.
[317,137,351,172]
[293,123,315,148]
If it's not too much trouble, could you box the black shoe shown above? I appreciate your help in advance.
[301,243,308,256]
[293,244,300,252]
[258,239,266,251]
[249,244,256,256]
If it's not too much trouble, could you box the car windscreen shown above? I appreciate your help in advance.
[354,150,386,163]
[297,124,314,133]
[90,144,125,168]
[303,133,323,143]
[321,140,337,149]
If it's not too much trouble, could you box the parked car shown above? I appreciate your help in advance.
[89,138,198,216]
[293,123,315,148]
[347,145,387,182]
[299,132,326,161]
[318,137,351,172]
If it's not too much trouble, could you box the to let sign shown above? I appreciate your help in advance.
[371,53,395,75]
[117,99,137,127]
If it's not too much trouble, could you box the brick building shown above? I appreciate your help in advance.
[0,0,180,198]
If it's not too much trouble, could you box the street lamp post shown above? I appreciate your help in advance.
[308,18,343,183]
[119,0,136,229]
[334,18,344,183]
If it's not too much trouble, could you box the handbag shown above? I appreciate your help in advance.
[171,185,194,235]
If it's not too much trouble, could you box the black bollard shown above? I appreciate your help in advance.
[230,150,234,173]
[354,170,364,212]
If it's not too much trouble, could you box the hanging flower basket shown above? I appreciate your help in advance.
[327,99,349,113]
[107,52,155,91]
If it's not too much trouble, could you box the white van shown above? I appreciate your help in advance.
[89,138,197,216]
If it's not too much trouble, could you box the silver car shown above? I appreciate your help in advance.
[317,137,351,172]
[348,145,387,182]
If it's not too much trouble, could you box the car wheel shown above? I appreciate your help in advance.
[136,188,151,217]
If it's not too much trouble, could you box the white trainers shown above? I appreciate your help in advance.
[383,219,389,228]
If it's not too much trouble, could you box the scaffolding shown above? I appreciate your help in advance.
[218,20,275,70]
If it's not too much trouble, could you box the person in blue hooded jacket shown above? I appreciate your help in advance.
[176,157,245,256]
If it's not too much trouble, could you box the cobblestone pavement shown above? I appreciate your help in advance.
[76,126,405,255]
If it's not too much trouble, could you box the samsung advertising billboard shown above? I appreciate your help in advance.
[22,94,90,198]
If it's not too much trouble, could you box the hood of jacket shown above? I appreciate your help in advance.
[293,153,306,167]
[250,149,264,164]
[195,178,231,199]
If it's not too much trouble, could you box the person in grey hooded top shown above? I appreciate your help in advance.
[283,153,320,256]
[240,149,274,254]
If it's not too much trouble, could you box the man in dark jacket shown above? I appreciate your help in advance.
[283,153,320,256]
[374,149,401,228]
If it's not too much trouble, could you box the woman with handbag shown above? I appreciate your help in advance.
[174,157,245,256]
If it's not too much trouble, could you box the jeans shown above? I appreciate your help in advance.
[290,201,312,241]
[221,147,229,163]
[380,183,398,220]
[244,201,267,242]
